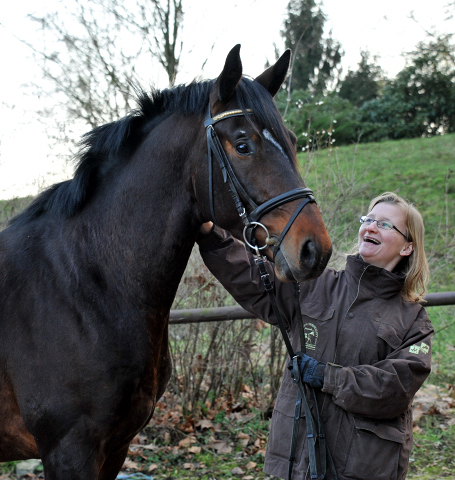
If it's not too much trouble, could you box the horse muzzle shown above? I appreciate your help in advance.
[274,237,332,282]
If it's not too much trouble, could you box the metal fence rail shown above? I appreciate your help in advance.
[169,292,455,325]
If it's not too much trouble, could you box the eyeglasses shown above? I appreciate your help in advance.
[359,216,411,241]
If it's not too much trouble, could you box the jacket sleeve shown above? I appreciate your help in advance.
[322,307,433,419]
[197,225,296,328]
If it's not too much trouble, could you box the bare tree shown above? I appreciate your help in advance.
[29,0,184,128]
[136,0,184,86]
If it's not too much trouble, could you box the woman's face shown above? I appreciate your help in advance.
[358,202,414,271]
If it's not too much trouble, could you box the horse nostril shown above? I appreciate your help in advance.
[300,240,317,269]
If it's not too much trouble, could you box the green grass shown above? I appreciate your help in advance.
[409,417,455,479]
[0,462,18,476]
[302,135,454,252]
[308,134,454,200]
[427,305,455,386]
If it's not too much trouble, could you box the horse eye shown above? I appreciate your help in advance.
[235,143,250,155]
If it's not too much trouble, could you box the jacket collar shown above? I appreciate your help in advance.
[345,254,405,299]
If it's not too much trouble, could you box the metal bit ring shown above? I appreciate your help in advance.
[243,222,270,251]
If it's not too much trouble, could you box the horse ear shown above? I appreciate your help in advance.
[210,44,243,113]
[255,49,291,97]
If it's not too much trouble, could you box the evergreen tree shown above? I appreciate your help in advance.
[338,51,384,107]
[282,0,342,93]
[359,34,455,140]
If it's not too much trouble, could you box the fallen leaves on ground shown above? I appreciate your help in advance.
[6,383,451,480]
[119,385,269,478]
[119,383,455,477]
[412,383,455,432]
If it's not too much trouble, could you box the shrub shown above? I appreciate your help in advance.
[276,89,360,149]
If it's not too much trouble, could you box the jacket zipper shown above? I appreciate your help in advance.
[333,264,370,365]
[320,264,371,433]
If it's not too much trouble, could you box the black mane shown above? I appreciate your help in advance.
[10,77,292,226]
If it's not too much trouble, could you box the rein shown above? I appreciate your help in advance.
[255,259,338,480]
[204,105,338,480]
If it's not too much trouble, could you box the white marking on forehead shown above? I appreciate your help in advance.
[263,129,286,157]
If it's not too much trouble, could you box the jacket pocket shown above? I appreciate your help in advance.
[301,302,335,322]
[300,303,335,353]
[343,416,405,480]
[267,391,306,465]
[377,322,403,349]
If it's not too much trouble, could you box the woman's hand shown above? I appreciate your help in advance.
[199,221,214,235]
[288,352,326,389]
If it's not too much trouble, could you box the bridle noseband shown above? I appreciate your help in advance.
[204,104,315,255]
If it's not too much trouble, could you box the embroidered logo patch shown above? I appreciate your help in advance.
[304,323,318,351]
[409,342,430,354]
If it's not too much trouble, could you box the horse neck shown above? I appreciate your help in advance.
[79,114,205,308]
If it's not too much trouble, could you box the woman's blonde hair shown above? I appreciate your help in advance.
[368,192,429,302]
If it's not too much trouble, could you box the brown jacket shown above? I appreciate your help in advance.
[198,226,433,480]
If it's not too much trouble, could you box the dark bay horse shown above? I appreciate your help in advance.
[0,45,332,479]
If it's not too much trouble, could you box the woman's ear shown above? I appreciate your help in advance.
[400,242,414,257]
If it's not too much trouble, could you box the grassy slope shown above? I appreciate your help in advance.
[346,135,453,250]
[303,133,455,380]
[304,134,455,286]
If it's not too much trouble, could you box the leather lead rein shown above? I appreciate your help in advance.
[256,259,338,480]
[204,104,337,479]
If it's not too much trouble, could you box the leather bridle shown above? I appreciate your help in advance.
[204,104,316,255]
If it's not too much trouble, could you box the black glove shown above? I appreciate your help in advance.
[288,352,326,389]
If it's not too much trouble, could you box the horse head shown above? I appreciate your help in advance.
[196,45,332,282]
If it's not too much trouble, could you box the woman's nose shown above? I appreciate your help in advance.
[366,220,379,233]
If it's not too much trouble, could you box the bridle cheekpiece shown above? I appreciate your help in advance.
[204,104,315,256]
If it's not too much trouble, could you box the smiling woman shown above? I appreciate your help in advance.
[359,202,413,271]
[359,191,429,301]
[197,191,433,480]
